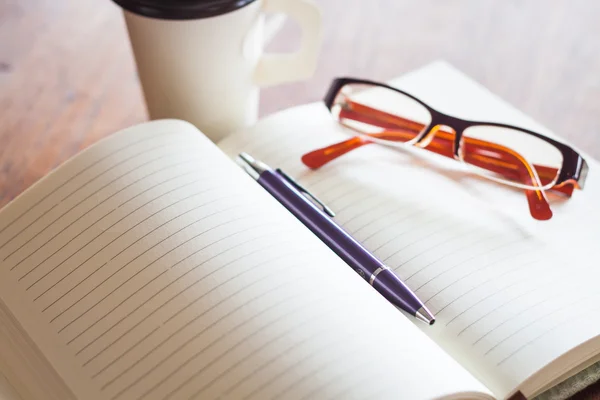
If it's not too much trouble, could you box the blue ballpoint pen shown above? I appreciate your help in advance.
[237,153,435,325]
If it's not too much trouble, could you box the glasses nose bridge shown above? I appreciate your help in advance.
[416,124,456,149]
[416,113,464,155]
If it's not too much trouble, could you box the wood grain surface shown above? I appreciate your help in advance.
[0,1,599,398]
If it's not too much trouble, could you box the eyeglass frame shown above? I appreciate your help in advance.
[322,77,589,192]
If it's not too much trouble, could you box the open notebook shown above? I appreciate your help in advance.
[0,62,598,400]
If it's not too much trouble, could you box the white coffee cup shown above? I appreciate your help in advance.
[113,0,322,142]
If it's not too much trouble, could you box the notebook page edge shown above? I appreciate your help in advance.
[0,119,492,400]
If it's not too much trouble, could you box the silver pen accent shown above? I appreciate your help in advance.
[237,153,268,179]
[415,307,435,325]
[238,153,335,217]
[369,265,389,285]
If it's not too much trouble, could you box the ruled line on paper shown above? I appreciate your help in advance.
[388,225,470,277]
[15,168,202,280]
[392,222,476,270]
[457,283,553,339]
[30,186,222,301]
[105,270,313,400]
[52,204,254,333]
[62,219,279,345]
[158,235,288,326]
[0,132,168,238]
[296,352,371,400]
[9,157,199,272]
[19,175,211,287]
[81,243,309,368]
[333,192,380,215]
[418,238,522,299]
[425,247,533,306]
[4,149,194,265]
[73,231,292,359]
[325,186,367,208]
[138,283,330,400]
[441,258,545,324]
[0,140,191,253]
[101,250,308,381]
[273,339,355,400]
[86,248,296,384]
[45,196,245,315]
[303,172,338,190]
[309,180,352,205]
[382,215,457,265]
[327,355,396,400]
[22,177,220,292]
[29,185,228,301]
[192,307,335,398]
[472,277,591,348]
[238,330,343,400]
[496,302,600,366]
[349,205,418,241]
[369,213,445,257]
[483,293,592,357]
[456,261,596,339]
[350,209,434,256]
[409,234,506,290]
[337,197,395,229]
[235,329,342,400]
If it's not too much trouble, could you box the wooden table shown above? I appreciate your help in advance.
[1,0,600,209]
[0,1,599,398]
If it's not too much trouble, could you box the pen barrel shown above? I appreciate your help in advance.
[371,269,424,316]
[259,171,381,274]
[258,170,423,316]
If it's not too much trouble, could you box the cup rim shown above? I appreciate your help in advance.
[112,0,259,20]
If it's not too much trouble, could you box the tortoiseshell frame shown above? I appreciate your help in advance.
[324,78,589,191]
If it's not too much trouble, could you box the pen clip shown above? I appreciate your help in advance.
[276,168,336,217]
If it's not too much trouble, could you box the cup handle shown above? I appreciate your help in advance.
[253,0,322,87]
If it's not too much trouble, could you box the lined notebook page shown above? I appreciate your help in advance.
[0,120,491,400]
[219,65,600,399]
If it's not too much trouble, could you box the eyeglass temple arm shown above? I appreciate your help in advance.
[303,133,554,220]
[302,101,557,220]
[460,135,553,220]
[302,101,575,197]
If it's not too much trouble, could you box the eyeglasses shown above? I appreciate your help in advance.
[301,78,589,221]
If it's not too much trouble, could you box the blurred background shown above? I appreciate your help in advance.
[262,0,600,156]
[0,0,599,204]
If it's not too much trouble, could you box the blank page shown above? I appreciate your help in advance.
[218,63,600,399]
[0,120,490,400]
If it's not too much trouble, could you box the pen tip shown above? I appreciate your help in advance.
[415,306,435,326]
